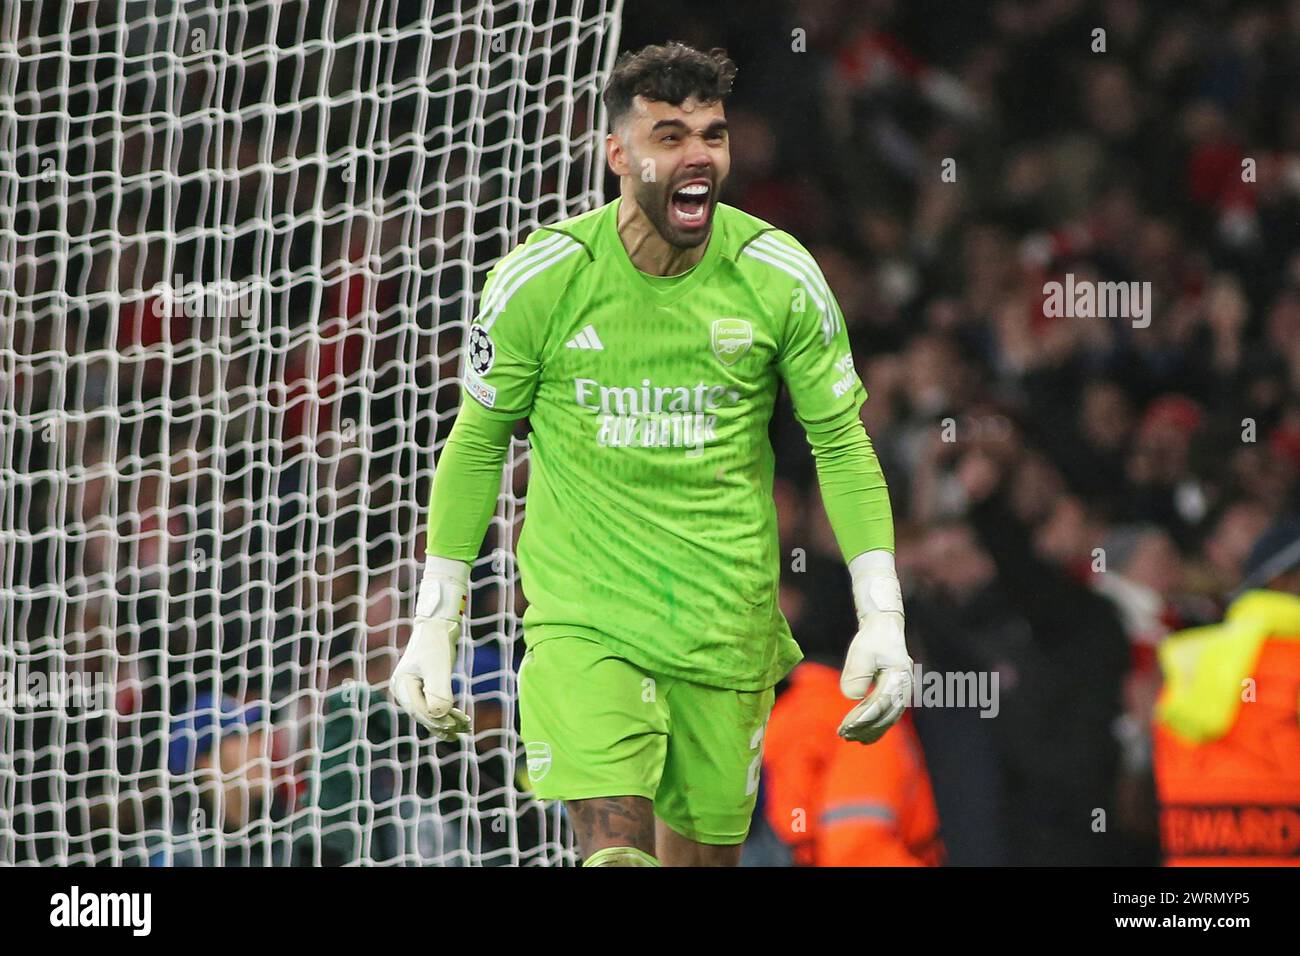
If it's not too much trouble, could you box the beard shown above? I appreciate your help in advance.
[631,171,716,249]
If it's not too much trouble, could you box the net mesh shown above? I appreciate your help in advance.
[1,0,623,866]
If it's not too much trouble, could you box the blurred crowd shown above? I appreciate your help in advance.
[8,0,1300,865]
[674,0,1300,865]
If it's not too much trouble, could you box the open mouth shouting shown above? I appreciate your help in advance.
[668,178,713,230]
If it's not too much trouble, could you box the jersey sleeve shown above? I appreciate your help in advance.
[462,229,585,420]
[424,399,515,562]
[766,231,866,426]
[758,231,893,557]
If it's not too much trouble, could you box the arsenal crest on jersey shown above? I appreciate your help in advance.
[711,317,752,366]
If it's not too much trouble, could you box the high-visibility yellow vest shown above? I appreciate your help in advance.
[1154,590,1300,865]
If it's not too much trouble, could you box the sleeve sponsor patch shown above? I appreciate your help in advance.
[465,371,497,409]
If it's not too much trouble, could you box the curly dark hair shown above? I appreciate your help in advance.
[602,41,737,128]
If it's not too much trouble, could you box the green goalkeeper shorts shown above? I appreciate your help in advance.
[517,633,775,845]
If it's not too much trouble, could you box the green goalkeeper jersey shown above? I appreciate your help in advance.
[431,197,892,691]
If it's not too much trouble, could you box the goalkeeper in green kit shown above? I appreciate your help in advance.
[393,41,913,866]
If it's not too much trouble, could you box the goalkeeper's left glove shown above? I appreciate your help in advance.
[838,549,914,745]
[392,555,471,742]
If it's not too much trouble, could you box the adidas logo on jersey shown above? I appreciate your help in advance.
[565,325,604,350]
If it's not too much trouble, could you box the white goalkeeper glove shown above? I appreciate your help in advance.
[838,549,914,745]
[392,556,471,742]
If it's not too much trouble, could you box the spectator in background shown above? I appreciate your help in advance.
[151,694,285,866]
[763,658,944,867]
[1153,518,1300,865]
[302,574,406,865]
[1091,524,1187,863]
[949,450,1133,864]
[1195,498,1274,596]
[902,519,1016,866]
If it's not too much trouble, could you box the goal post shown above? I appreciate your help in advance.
[1,0,623,866]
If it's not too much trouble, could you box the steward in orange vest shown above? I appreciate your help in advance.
[763,661,945,866]
[1153,520,1300,865]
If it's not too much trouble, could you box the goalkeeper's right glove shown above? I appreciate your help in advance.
[392,555,471,741]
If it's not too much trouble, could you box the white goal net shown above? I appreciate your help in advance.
[1,0,622,866]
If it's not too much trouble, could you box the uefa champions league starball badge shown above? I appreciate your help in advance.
[468,326,495,375]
